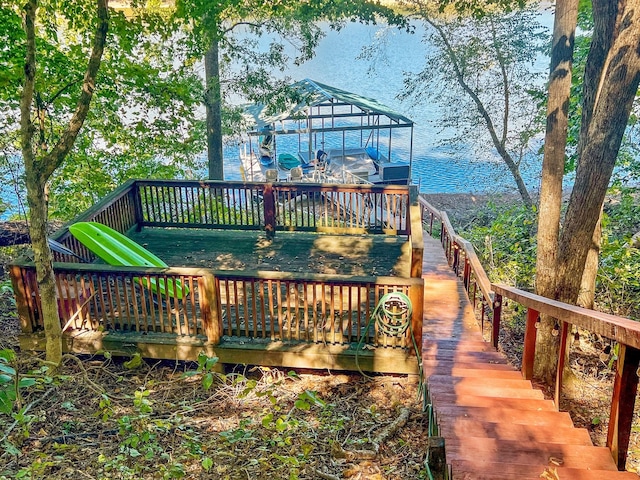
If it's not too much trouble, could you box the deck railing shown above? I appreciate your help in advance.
[47,179,421,272]
[419,193,640,471]
[134,179,413,235]
[11,264,423,351]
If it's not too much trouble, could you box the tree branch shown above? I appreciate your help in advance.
[223,21,263,34]
[41,0,109,181]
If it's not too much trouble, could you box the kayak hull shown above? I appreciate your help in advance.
[69,222,188,299]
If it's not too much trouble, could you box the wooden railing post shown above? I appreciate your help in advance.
[263,184,276,240]
[554,321,570,409]
[199,274,221,345]
[606,344,640,470]
[491,294,502,349]
[132,181,144,231]
[408,188,423,279]
[522,308,539,380]
[409,282,424,355]
[462,256,471,291]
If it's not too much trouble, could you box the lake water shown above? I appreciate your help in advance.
[223,10,555,195]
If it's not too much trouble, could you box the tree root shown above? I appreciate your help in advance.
[333,407,412,461]
[309,468,341,480]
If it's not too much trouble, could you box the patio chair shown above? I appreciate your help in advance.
[265,169,278,182]
[289,166,303,182]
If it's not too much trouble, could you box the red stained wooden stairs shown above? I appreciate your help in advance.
[421,236,638,479]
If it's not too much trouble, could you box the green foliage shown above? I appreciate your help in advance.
[0,350,39,416]
[182,352,219,390]
[597,188,640,319]
[462,203,537,288]
[1,1,206,219]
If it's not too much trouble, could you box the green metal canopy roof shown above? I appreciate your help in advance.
[243,78,413,131]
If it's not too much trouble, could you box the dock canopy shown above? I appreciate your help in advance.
[242,78,414,134]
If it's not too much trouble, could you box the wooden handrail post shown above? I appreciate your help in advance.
[199,274,221,345]
[463,256,471,291]
[263,184,276,240]
[409,282,424,355]
[409,189,423,279]
[522,308,539,380]
[606,343,640,470]
[132,181,144,231]
[452,244,460,274]
[491,294,502,349]
[554,321,571,410]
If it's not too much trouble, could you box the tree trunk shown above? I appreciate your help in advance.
[555,2,640,304]
[534,0,579,384]
[20,0,108,366]
[576,0,620,161]
[577,209,602,310]
[27,178,63,363]
[205,36,224,180]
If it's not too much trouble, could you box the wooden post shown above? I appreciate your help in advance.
[409,281,424,356]
[199,274,221,345]
[522,308,539,380]
[554,321,570,409]
[263,184,276,240]
[409,189,423,279]
[463,256,471,291]
[132,181,144,231]
[425,437,447,480]
[10,265,33,333]
[606,344,640,470]
[491,294,502,349]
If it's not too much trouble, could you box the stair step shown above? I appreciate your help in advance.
[429,375,534,389]
[451,460,637,480]
[432,406,575,427]
[422,350,508,363]
[422,339,496,352]
[428,382,545,399]
[438,418,593,445]
[423,366,522,379]
[446,437,618,470]
[429,393,555,411]
[421,359,516,371]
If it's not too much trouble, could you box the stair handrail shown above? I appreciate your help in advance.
[418,195,497,341]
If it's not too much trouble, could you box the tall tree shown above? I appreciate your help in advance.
[174,0,406,180]
[399,2,547,208]
[6,0,205,364]
[19,0,108,364]
[535,0,640,382]
[533,0,579,382]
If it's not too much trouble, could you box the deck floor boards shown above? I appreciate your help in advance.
[129,228,411,277]
[421,235,631,478]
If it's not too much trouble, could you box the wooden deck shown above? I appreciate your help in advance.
[128,228,411,277]
[420,236,637,479]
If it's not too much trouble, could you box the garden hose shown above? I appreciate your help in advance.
[355,292,424,398]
